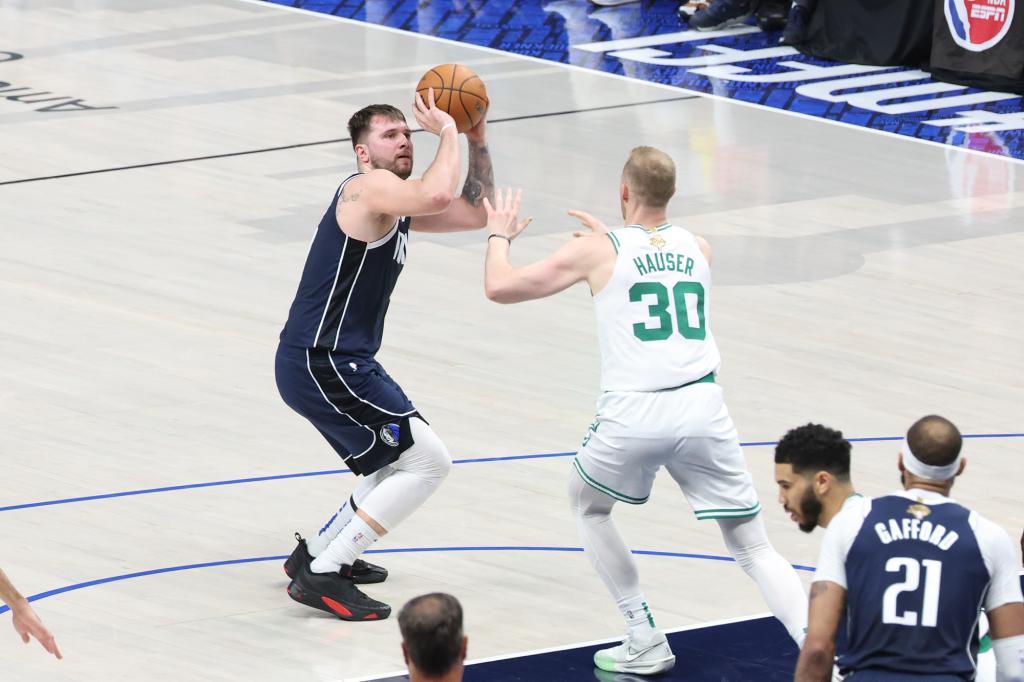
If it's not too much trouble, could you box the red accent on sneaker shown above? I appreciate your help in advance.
[322,597,353,617]
[363,613,379,620]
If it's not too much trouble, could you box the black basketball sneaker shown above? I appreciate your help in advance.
[287,562,392,621]
[284,533,388,584]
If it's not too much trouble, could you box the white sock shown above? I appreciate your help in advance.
[307,465,396,557]
[307,497,356,558]
[310,515,380,574]
[619,595,658,644]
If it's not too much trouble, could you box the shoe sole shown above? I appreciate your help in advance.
[286,581,391,622]
[594,654,676,675]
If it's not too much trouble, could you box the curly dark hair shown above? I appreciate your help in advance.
[774,423,851,480]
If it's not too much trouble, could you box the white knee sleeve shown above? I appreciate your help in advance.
[718,515,809,646]
[392,417,452,485]
[356,418,451,531]
[569,468,616,518]
[568,469,641,605]
[718,514,774,572]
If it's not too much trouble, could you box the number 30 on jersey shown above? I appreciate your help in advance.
[629,281,706,341]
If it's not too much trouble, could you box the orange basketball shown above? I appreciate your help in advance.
[416,63,489,134]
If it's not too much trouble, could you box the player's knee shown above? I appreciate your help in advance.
[718,516,773,569]
[729,540,773,571]
[568,470,613,518]
[568,470,586,515]
[403,418,451,486]
[431,445,452,483]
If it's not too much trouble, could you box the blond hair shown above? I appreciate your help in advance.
[622,146,676,207]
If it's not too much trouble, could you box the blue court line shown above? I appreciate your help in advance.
[0,546,814,616]
[2,433,1020,513]
[0,452,572,513]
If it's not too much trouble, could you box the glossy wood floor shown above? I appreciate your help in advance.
[1,1,1021,680]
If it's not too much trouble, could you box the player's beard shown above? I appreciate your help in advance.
[370,151,413,180]
[797,487,823,534]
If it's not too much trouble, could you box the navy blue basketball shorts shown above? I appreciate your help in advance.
[275,344,421,476]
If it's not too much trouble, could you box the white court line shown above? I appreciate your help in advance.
[231,0,1024,168]
[340,611,775,682]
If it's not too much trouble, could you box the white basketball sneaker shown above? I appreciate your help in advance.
[593,631,675,675]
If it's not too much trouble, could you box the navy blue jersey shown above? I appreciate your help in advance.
[280,173,411,358]
[838,495,990,678]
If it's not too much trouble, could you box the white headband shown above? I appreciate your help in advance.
[902,438,962,481]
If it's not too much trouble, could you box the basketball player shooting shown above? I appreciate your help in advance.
[275,77,494,621]
[482,147,809,675]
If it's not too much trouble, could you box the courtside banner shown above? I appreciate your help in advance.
[265,0,1024,161]
[932,0,1024,93]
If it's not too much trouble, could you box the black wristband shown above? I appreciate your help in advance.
[488,234,511,244]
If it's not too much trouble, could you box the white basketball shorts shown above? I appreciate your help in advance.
[573,381,761,520]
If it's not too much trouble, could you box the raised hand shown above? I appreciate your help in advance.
[484,188,532,242]
[412,88,457,137]
[567,209,610,237]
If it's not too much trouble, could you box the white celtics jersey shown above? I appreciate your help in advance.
[594,223,721,392]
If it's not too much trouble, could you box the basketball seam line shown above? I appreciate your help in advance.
[415,86,488,99]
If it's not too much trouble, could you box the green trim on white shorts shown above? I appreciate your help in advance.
[573,458,649,505]
[693,503,762,520]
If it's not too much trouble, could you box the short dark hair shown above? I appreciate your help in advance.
[774,423,851,480]
[399,593,463,677]
[907,415,961,467]
[347,104,406,147]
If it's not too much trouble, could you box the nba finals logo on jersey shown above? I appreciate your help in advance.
[907,501,932,520]
[945,0,1015,51]
[380,423,400,447]
[649,235,667,250]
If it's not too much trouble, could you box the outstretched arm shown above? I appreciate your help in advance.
[412,118,495,232]
[483,189,609,304]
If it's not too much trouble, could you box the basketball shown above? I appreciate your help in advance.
[415,63,489,134]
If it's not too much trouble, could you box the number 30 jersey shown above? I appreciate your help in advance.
[594,224,721,392]
[814,488,1024,678]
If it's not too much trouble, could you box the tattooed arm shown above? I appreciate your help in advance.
[411,117,495,233]
[794,581,845,682]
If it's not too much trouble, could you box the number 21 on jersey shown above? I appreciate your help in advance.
[882,557,942,627]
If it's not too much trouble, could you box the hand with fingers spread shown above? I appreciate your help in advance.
[412,88,458,137]
[567,209,610,237]
[484,188,532,243]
